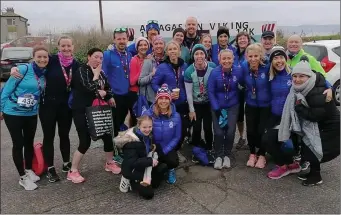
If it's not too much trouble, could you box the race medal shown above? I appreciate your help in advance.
[17,94,37,108]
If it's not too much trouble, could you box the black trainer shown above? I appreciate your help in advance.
[297,172,310,181]
[62,162,71,173]
[302,172,323,186]
[46,167,60,183]
[191,155,200,164]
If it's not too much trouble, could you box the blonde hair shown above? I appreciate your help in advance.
[57,35,73,45]
[245,43,266,66]
[269,61,292,81]
[137,115,153,126]
[200,34,212,44]
[165,40,181,57]
[153,103,172,118]
[218,49,234,61]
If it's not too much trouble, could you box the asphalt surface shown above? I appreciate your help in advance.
[1,116,340,214]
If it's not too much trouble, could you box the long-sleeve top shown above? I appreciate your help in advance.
[129,55,145,93]
[71,64,113,110]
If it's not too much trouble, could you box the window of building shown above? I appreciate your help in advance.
[7,18,16,26]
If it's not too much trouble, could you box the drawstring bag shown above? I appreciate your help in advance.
[133,89,149,118]
[23,142,46,176]
[219,109,228,129]
[192,146,209,166]
[85,98,113,141]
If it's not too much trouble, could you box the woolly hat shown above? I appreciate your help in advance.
[146,22,160,33]
[217,26,230,38]
[152,35,165,45]
[292,56,313,77]
[155,84,172,101]
[173,27,185,38]
[269,46,287,63]
[135,37,150,51]
[191,44,207,60]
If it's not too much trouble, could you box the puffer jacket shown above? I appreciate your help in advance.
[233,48,246,67]
[144,103,181,155]
[207,65,243,111]
[114,127,153,181]
[295,72,340,163]
[241,61,271,107]
[151,57,188,106]
[270,68,292,116]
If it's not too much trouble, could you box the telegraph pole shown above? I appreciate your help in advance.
[99,0,104,34]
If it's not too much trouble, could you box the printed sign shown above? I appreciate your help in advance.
[123,21,277,44]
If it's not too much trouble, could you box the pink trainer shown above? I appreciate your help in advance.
[246,154,257,167]
[105,161,121,174]
[67,170,85,183]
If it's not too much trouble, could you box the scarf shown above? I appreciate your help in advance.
[278,73,323,161]
[57,51,73,67]
[32,62,46,78]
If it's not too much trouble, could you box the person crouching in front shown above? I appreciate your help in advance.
[115,115,168,200]
[144,84,181,184]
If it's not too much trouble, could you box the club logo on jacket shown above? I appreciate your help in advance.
[233,76,237,82]
[287,79,292,86]
[169,121,174,128]
[261,72,265,79]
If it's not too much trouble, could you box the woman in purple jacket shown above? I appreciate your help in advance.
[144,84,181,184]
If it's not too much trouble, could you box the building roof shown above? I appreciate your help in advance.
[1,10,28,21]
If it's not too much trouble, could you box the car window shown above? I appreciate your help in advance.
[1,49,32,60]
[302,45,328,61]
[332,46,340,57]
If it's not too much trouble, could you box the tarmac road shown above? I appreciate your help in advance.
[1,118,340,214]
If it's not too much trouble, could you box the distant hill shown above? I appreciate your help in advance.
[278,24,340,36]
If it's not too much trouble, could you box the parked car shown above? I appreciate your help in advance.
[1,36,50,50]
[0,47,33,81]
[303,40,340,106]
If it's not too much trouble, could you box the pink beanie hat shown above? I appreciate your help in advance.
[135,37,150,50]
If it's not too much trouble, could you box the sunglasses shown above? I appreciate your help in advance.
[114,27,128,33]
[147,20,158,24]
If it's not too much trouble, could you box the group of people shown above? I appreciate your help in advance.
[1,16,339,201]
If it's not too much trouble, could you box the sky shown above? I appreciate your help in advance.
[1,1,340,34]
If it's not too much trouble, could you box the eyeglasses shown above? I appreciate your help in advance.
[147,20,158,24]
[114,27,128,33]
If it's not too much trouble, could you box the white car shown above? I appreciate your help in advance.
[303,40,340,106]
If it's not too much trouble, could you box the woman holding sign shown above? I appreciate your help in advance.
[67,48,121,184]
[0,46,48,190]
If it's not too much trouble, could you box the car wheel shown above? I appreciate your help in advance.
[333,80,340,106]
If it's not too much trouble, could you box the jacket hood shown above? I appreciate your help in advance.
[147,102,177,118]
[114,128,140,149]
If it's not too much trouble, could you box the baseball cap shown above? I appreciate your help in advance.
[262,31,275,38]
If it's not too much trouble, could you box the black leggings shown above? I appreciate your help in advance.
[112,92,138,137]
[262,115,294,166]
[245,105,270,156]
[175,103,190,151]
[4,114,37,176]
[238,88,245,123]
[191,103,213,150]
[130,163,168,200]
[40,103,72,167]
[73,109,114,154]
[155,145,179,170]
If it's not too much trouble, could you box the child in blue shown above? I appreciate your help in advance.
[0,46,48,191]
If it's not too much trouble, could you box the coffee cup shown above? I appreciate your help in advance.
[172,88,180,96]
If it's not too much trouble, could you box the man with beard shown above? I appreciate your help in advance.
[183,17,201,53]
[128,20,160,56]
[103,28,133,137]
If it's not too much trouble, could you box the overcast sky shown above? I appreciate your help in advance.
[1,1,340,34]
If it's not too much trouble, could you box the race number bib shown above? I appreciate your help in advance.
[17,94,37,108]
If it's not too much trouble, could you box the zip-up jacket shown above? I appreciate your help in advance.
[211,44,237,66]
[270,69,292,116]
[207,65,243,111]
[1,63,46,116]
[287,49,326,76]
[144,103,181,155]
[102,48,133,95]
[241,61,271,107]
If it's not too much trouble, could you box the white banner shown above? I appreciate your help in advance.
[124,21,277,43]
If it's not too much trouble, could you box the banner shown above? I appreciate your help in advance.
[124,21,277,44]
